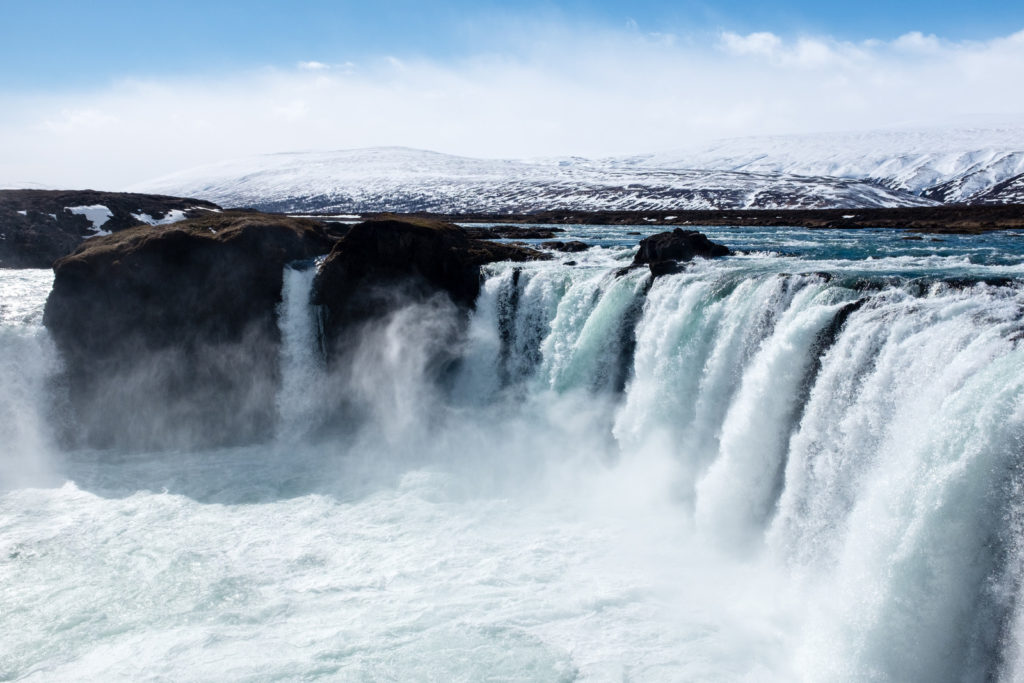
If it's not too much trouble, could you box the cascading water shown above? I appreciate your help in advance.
[2,226,1024,681]
[0,270,59,489]
[275,261,328,440]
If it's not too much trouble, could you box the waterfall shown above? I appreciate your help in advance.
[275,261,326,440]
[441,261,1024,682]
[5,247,1024,681]
[0,270,60,489]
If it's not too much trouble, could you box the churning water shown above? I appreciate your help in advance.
[2,226,1024,681]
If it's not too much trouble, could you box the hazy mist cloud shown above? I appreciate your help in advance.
[1,26,1023,188]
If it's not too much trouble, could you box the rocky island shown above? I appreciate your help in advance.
[42,211,549,449]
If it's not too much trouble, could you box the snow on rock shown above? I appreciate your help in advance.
[16,210,26,216]
[131,209,188,226]
[65,205,113,236]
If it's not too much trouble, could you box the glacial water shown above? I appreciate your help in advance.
[2,225,1024,681]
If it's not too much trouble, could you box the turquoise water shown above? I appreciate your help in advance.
[475,222,1024,270]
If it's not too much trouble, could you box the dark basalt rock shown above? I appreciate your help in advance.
[935,276,1015,290]
[846,277,892,292]
[313,217,548,355]
[648,260,684,277]
[0,210,83,269]
[540,240,589,253]
[633,228,731,266]
[462,225,565,240]
[629,228,730,276]
[794,297,869,423]
[0,189,222,268]
[43,211,337,450]
[435,205,1024,233]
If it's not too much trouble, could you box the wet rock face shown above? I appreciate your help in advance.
[462,225,566,240]
[540,240,589,253]
[43,212,337,450]
[631,228,730,276]
[632,228,731,266]
[313,217,548,356]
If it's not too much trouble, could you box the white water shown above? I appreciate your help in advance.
[275,262,328,441]
[2,244,1024,681]
[0,270,59,489]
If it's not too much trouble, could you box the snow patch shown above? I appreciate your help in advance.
[16,210,27,216]
[131,209,189,226]
[66,205,113,236]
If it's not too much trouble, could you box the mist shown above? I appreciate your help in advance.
[4,226,1024,680]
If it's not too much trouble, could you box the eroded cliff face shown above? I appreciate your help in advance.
[43,212,337,450]
[41,213,547,450]
[312,217,548,356]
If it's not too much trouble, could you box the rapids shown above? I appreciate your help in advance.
[2,225,1024,681]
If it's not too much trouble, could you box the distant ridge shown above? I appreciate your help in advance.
[636,125,1024,204]
[131,125,1024,213]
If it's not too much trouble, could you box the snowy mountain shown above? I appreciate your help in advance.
[132,147,933,213]
[132,125,1024,213]
[631,125,1024,204]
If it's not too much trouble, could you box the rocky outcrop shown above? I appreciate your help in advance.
[43,211,337,450]
[540,240,589,253]
[0,189,221,268]
[631,228,730,275]
[313,217,548,355]
[462,225,566,240]
[40,210,546,449]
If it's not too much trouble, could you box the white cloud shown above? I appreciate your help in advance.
[892,31,943,53]
[40,107,121,133]
[720,31,782,57]
[298,61,330,70]
[2,27,1023,188]
[718,31,868,67]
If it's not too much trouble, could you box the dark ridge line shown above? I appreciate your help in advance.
[336,204,1024,234]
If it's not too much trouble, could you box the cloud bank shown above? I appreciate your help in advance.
[2,27,1023,188]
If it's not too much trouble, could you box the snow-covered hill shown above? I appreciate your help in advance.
[630,125,1024,204]
[132,125,1024,213]
[133,147,933,213]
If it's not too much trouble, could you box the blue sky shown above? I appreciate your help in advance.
[4,0,1023,89]
[2,2,1023,187]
